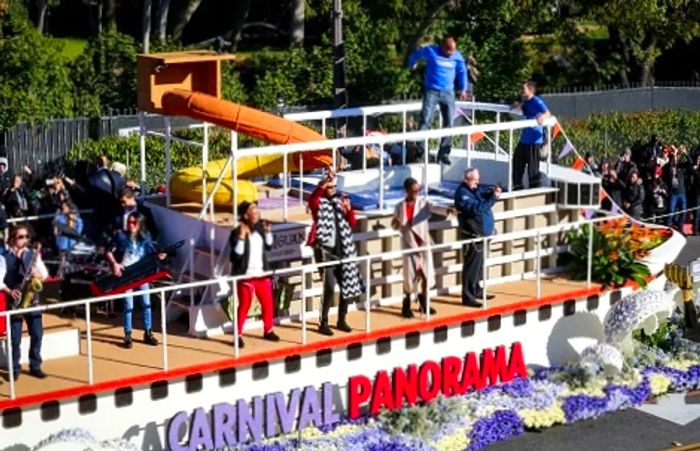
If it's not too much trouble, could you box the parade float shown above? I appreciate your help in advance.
[0,52,693,451]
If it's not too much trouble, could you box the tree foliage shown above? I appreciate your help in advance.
[0,1,73,129]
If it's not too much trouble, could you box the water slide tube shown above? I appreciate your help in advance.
[162,89,332,206]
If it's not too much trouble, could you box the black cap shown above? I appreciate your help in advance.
[237,201,255,219]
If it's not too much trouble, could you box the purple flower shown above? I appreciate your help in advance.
[468,410,524,451]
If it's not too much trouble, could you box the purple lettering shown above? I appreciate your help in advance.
[166,411,189,451]
[322,382,340,427]
[237,396,264,444]
[212,403,236,448]
[188,408,213,451]
[297,385,321,430]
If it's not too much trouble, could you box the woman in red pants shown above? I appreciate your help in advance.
[229,201,280,348]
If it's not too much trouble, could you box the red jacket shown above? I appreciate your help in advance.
[306,185,357,246]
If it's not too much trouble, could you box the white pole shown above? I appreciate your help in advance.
[546,124,552,177]
[299,156,304,206]
[495,112,501,161]
[481,236,488,309]
[6,313,14,399]
[379,142,385,210]
[587,223,594,288]
[231,131,238,227]
[423,137,429,195]
[362,114,367,172]
[202,123,209,206]
[188,237,195,308]
[160,289,168,371]
[138,112,147,193]
[232,279,239,358]
[365,258,371,333]
[164,117,172,207]
[426,239,433,320]
[467,133,472,167]
[536,231,542,299]
[321,118,327,137]
[86,306,94,384]
[402,110,407,165]
[283,154,289,221]
[508,129,514,192]
[301,269,307,344]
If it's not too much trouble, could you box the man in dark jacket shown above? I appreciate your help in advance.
[454,168,501,307]
[663,150,690,231]
[228,201,279,348]
[622,171,645,219]
[115,188,159,239]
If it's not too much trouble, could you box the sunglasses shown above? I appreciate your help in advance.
[15,234,29,239]
[127,220,139,225]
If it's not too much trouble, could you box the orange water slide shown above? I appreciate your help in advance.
[161,89,332,178]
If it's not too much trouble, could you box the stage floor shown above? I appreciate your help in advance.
[0,276,601,406]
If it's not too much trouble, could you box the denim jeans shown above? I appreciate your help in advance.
[10,312,43,373]
[667,194,687,229]
[123,283,152,334]
[418,89,455,159]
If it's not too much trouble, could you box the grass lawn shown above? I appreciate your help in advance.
[54,37,88,60]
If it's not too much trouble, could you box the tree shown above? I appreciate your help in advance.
[170,0,202,42]
[0,3,73,128]
[290,0,304,46]
[142,0,151,52]
[156,0,171,42]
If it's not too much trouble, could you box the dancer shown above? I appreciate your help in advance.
[229,201,280,348]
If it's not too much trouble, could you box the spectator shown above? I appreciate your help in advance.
[615,148,637,184]
[0,157,11,195]
[115,188,158,239]
[582,152,600,176]
[601,161,625,211]
[87,155,125,242]
[622,171,645,219]
[647,174,668,224]
[691,154,700,234]
[54,199,83,254]
[663,149,690,232]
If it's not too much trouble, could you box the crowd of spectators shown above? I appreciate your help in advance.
[598,135,700,234]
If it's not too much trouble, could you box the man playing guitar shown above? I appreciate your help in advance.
[1,225,49,380]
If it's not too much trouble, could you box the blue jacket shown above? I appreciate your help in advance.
[407,45,468,92]
[454,183,497,236]
[520,96,549,145]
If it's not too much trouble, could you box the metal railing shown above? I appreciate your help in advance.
[0,213,616,400]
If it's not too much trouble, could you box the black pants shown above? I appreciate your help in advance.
[461,239,484,304]
[315,248,348,325]
[512,142,542,190]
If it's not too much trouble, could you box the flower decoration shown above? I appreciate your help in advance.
[580,343,624,377]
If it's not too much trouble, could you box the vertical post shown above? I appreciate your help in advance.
[283,154,289,221]
[321,118,327,137]
[587,223,593,288]
[508,129,514,192]
[536,231,542,299]
[301,269,307,344]
[188,237,195,308]
[6,313,14,399]
[362,114,367,172]
[467,133,472,167]
[160,289,168,371]
[546,124,552,176]
[332,0,347,109]
[299,154,304,206]
[402,110,407,165]
[365,257,371,333]
[86,305,94,384]
[482,236,488,309]
[138,112,147,193]
[495,112,501,160]
[232,279,239,358]
[231,132,238,227]
[379,140,385,210]
[426,240,433,320]
[202,123,209,206]
[423,137,429,195]
[164,117,172,207]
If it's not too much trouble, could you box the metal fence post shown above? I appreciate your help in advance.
[6,313,14,399]
[232,279,239,358]
[86,306,94,385]
[365,257,371,333]
[587,222,594,288]
[536,231,542,299]
[301,269,307,345]
[160,289,169,371]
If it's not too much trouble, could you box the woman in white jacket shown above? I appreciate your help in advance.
[391,177,437,318]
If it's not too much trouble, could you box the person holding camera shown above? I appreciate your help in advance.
[307,168,364,335]
[228,201,280,348]
[663,146,690,231]
[455,168,501,307]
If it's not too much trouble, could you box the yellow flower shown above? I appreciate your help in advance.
[433,429,471,451]
[649,374,672,396]
[519,405,566,429]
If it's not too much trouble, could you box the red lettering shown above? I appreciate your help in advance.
[441,356,462,396]
[508,342,527,379]
[369,371,394,415]
[392,364,418,409]
[460,352,484,393]
[348,375,371,419]
[481,345,510,385]
[417,360,441,403]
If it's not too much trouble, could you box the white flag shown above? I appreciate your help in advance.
[558,139,574,160]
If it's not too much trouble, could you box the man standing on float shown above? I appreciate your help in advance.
[512,81,551,190]
[407,36,469,166]
[455,168,500,307]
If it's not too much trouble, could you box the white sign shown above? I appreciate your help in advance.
[269,225,311,263]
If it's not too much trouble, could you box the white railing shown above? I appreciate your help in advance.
[0,213,613,400]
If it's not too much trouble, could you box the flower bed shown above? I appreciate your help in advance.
[241,310,700,451]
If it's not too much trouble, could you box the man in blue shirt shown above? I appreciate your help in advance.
[407,36,469,165]
[454,168,500,307]
[512,81,551,190]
